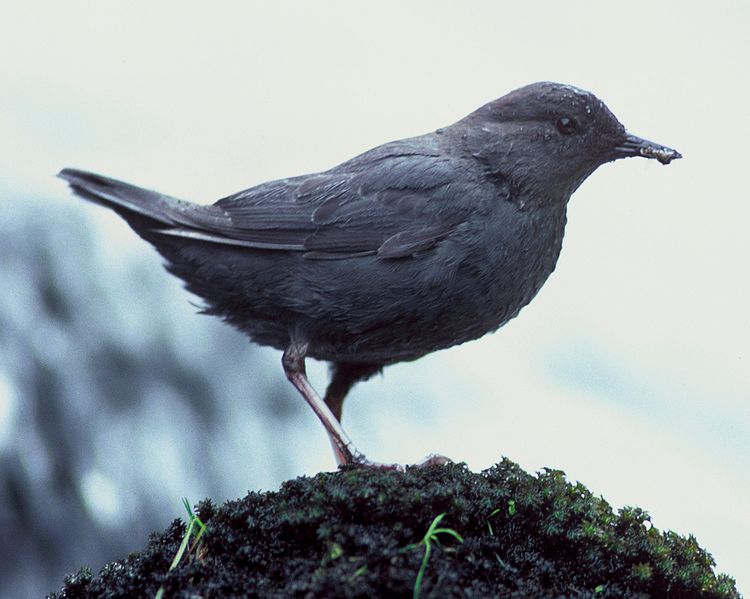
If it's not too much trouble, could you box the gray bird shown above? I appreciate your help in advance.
[60,82,681,468]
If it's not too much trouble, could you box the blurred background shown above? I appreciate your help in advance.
[1,1,748,595]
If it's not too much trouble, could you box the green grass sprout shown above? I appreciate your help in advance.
[404,512,464,599]
[487,499,516,535]
[155,498,207,599]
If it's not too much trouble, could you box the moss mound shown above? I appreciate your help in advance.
[52,459,739,598]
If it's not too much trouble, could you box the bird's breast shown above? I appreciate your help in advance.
[429,200,568,342]
[303,200,568,364]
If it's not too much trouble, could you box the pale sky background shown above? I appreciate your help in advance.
[1,0,748,592]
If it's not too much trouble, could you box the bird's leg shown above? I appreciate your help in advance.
[324,363,383,422]
[282,345,449,470]
[322,362,451,470]
[323,363,383,464]
[281,341,364,465]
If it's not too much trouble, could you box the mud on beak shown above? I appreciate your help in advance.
[615,133,682,165]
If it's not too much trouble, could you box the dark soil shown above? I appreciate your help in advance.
[51,459,740,598]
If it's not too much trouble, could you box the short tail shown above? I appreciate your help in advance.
[59,168,248,306]
[58,168,234,246]
[59,168,198,229]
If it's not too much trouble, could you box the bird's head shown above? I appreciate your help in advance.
[453,82,681,205]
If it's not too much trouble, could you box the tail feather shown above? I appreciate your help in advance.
[58,168,215,229]
[59,168,283,250]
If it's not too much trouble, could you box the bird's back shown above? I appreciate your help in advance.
[61,130,570,364]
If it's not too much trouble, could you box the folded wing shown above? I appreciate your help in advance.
[213,147,475,259]
[62,140,483,261]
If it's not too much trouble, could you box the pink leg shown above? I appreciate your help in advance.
[282,341,363,465]
[281,342,453,470]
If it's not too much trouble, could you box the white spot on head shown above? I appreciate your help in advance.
[556,83,591,98]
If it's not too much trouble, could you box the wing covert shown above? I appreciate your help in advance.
[194,143,478,259]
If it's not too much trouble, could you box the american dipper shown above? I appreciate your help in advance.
[60,82,681,468]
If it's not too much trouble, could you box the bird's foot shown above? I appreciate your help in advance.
[415,453,452,467]
[343,452,452,471]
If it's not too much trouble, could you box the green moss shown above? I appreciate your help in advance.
[51,459,740,598]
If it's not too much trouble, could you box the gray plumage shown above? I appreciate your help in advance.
[60,81,680,467]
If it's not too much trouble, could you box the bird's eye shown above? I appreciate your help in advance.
[556,116,578,135]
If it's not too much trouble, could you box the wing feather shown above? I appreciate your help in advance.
[183,138,481,259]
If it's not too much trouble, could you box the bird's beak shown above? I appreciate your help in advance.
[614,133,682,165]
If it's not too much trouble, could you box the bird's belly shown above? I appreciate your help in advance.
[308,210,566,364]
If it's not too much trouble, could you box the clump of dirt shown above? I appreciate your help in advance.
[51,459,739,598]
